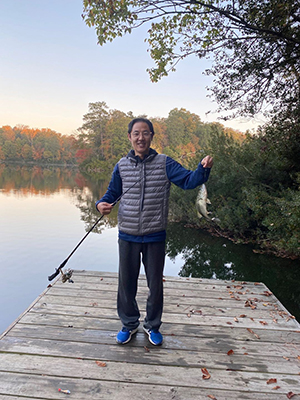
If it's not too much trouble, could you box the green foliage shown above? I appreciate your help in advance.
[168,122,300,258]
[76,102,133,174]
[82,0,300,120]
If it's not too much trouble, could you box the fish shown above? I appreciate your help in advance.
[196,184,221,223]
[196,184,211,220]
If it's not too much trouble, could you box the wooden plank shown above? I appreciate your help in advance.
[54,276,276,297]
[1,335,300,377]
[28,301,298,330]
[0,372,295,400]
[12,311,300,344]
[46,286,282,312]
[38,293,285,319]
[5,325,300,370]
[1,353,299,394]
[73,270,263,286]
[33,295,296,323]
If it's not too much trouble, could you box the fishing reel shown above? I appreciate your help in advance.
[61,268,74,283]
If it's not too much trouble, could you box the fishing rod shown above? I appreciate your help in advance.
[48,175,142,282]
[47,153,205,282]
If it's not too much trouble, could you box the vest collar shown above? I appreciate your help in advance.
[127,148,158,164]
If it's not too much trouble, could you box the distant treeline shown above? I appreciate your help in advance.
[0,125,77,164]
[75,101,244,176]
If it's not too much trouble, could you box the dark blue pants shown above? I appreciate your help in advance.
[117,239,165,330]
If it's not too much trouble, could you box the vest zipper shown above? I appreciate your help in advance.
[140,161,146,212]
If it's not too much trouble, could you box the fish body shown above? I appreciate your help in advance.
[196,184,211,220]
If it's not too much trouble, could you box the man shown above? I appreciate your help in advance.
[96,117,213,346]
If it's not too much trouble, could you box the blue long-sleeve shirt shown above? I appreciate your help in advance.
[96,152,211,243]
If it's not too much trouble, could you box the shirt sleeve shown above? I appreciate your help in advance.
[95,163,123,209]
[166,156,211,189]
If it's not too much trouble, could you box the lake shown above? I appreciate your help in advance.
[1,164,299,335]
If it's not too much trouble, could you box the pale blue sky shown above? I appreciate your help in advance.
[0,0,265,135]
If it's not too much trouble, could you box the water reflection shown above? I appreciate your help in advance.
[166,222,300,320]
[0,164,84,194]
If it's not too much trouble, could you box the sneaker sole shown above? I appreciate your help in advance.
[143,326,163,346]
[116,327,138,345]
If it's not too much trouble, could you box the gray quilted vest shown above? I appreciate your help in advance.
[118,151,171,236]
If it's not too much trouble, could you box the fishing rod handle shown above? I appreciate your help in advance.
[48,259,69,281]
[48,269,60,281]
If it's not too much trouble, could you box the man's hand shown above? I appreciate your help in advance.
[201,155,214,168]
[97,202,113,215]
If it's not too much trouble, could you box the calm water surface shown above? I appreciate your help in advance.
[1,164,299,334]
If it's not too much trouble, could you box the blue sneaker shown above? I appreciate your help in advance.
[143,326,163,346]
[116,327,138,344]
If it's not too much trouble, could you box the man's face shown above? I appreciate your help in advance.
[128,121,153,159]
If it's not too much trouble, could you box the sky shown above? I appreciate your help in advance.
[1,0,266,136]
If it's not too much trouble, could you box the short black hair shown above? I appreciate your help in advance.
[128,118,155,136]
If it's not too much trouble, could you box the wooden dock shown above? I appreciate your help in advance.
[0,270,299,399]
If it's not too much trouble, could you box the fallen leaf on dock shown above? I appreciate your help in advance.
[207,395,217,399]
[193,309,203,315]
[95,361,107,367]
[247,328,260,339]
[272,386,281,390]
[263,290,273,297]
[267,378,277,384]
[245,300,257,309]
[144,346,150,352]
[227,349,234,356]
[201,368,211,380]
[287,392,295,399]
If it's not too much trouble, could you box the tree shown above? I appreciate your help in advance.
[76,102,134,174]
[77,101,109,159]
[105,109,132,159]
[82,0,300,119]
